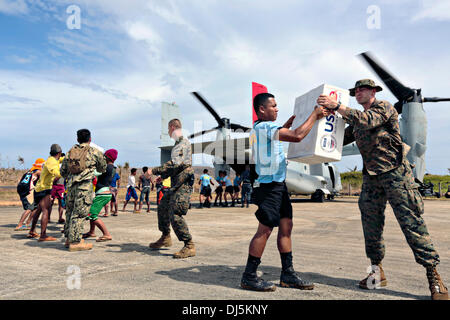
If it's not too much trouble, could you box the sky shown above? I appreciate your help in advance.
[1,0,450,174]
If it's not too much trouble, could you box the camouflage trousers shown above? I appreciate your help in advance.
[359,160,440,268]
[158,184,192,242]
[64,181,94,243]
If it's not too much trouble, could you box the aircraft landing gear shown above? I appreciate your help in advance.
[311,190,325,203]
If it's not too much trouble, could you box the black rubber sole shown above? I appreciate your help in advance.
[241,283,276,292]
[280,281,314,290]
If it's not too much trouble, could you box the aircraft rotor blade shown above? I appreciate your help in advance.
[423,97,450,103]
[188,126,220,139]
[230,123,251,131]
[358,52,415,102]
[191,92,225,127]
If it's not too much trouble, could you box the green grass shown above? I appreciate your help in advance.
[340,171,363,187]
[421,175,450,193]
[340,171,450,194]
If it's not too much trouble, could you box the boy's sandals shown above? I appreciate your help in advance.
[38,236,57,242]
[101,214,109,217]
[112,213,118,216]
[27,232,40,239]
[82,233,96,239]
[96,236,112,242]
[15,224,30,231]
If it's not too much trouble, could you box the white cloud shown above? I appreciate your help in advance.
[147,0,198,33]
[0,0,28,15]
[126,21,162,44]
[2,0,450,172]
[412,0,450,21]
[8,55,34,64]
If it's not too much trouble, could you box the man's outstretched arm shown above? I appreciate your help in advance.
[277,106,327,142]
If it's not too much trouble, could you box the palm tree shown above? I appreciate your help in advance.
[123,162,130,176]
[18,156,25,169]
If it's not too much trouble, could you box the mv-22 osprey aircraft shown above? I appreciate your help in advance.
[160,51,450,201]
[160,88,343,202]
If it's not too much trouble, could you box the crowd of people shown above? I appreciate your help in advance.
[13,128,241,251]
[13,129,170,250]
[9,80,449,299]
[197,166,252,209]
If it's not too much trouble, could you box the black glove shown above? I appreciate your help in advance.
[165,188,175,197]
[188,174,195,187]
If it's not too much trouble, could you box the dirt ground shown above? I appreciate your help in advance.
[1,198,449,300]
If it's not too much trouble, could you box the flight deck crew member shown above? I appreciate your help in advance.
[317,79,448,300]
[240,92,327,292]
[148,118,195,259]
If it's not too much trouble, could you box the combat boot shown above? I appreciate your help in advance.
[241,272,276,292]
[426,267,449,300]
[359,263,387,289]
[149,234,172,249]
[173,240,196,259]
[280,267,314,290]
[68,239,93,252]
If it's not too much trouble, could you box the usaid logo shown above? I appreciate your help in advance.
[320,134,337,152]
[324,114,336,133]
[324,90,341,134]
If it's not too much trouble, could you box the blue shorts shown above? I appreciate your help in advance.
[126,187,138,201]
[139,186,151,203]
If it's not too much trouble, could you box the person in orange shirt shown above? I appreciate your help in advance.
[15,158,44,231]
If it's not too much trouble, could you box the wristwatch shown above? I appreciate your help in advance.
[332,101,341,111]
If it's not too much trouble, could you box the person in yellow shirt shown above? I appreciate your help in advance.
[28,144,63,241]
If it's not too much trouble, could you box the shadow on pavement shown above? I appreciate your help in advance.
[105,243,173,257]
[1,224,18,228]
[303,272,430,300]
[155,264,430,300]
[22,238,67,251]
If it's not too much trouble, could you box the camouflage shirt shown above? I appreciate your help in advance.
[61,143,107,189]
[152,136,193,190]
[343,99,404,176]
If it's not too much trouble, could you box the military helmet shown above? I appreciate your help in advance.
[349,79,383,96]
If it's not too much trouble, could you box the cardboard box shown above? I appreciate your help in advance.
[287,84,348,164]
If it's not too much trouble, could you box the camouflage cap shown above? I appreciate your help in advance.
[349,79,383,96]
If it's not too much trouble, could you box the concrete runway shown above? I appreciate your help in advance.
[1,198,449,300]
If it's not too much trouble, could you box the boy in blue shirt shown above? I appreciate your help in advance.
[222,172,234,207]
[232,172,242,207]
[198,169,214,208]
[241,92,327,292]
[213,171,225,207]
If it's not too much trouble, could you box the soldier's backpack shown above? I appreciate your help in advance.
[17,171,34,197]
[67,145,90,174]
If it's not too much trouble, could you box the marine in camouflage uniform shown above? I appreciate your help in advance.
[61,141,106,248]
[317,79,448,300]
[149,119,195,258]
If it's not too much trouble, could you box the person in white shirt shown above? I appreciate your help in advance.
[122,168,139,213]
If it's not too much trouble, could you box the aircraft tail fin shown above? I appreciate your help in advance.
[252,82,268,125]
